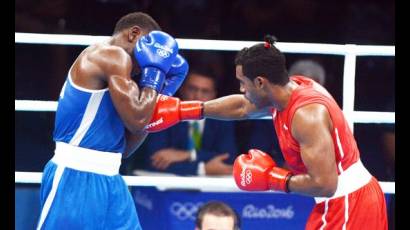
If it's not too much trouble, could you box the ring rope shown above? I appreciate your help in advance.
[15,171,395,194]
[14,100,394,124]
[15,32,395,55]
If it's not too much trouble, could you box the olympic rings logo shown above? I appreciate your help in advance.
[246,169,252,184]
[169,202,203,221]
[156,48,171,58]
[240,168,252,187]
[159,95,169,101]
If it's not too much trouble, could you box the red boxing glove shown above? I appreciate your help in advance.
[233,149,293,192]
[145,95,203,132]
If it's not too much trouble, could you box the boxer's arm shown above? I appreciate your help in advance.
[146,94,269,132]
[123,129,148,159]
[96,47,158,134]
[203,94,270,120]
[287,104,338,197]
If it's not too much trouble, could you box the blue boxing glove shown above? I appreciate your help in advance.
[161,54,189,96]
[134,31,178,92]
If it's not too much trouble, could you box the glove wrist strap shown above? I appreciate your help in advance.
[180,101,204,120]
[139,67,165,92]
[269,167,293,193]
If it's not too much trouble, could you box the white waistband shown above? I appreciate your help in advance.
[51,142,122,176]
[314,160,372,203]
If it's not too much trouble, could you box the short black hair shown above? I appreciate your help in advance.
[235,35,289,85]
[195,201,240,230]
[113,12,161,35]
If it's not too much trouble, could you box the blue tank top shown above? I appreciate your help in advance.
[53,71,125,154]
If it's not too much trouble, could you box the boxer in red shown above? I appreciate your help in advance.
[145,35,388,229]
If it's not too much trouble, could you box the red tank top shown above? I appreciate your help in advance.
[273,76,360,175]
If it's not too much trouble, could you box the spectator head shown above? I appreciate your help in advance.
[195,201,240,230]
[289,59,326,86]
[180,67,218,102]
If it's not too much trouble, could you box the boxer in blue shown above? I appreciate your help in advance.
[36,12,189,230]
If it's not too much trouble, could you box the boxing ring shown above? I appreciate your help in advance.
[15,32,395,194]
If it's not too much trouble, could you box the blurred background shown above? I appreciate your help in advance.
[15,0,395,229]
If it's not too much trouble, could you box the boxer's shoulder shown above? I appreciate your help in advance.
[88,44,130,64]
[82,44,131,74]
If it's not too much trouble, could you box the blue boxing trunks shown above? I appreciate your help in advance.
[36,142,141,230]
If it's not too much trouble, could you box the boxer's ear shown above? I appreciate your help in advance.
[254,76,267,89]
[128,26,142,43]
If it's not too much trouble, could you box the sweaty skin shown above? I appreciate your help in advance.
[69,28,157,157]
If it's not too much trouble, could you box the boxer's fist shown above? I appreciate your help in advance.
[134,31,178,92]
[161,54,189,96]
[145,95,203,132]
[233,149,292,192]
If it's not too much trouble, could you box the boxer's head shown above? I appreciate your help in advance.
[112,12,161,54]
[234,35,289,108]
[111,12,161,75]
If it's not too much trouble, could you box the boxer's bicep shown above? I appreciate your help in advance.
[289,104,338,197]
[95,48,157,134]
